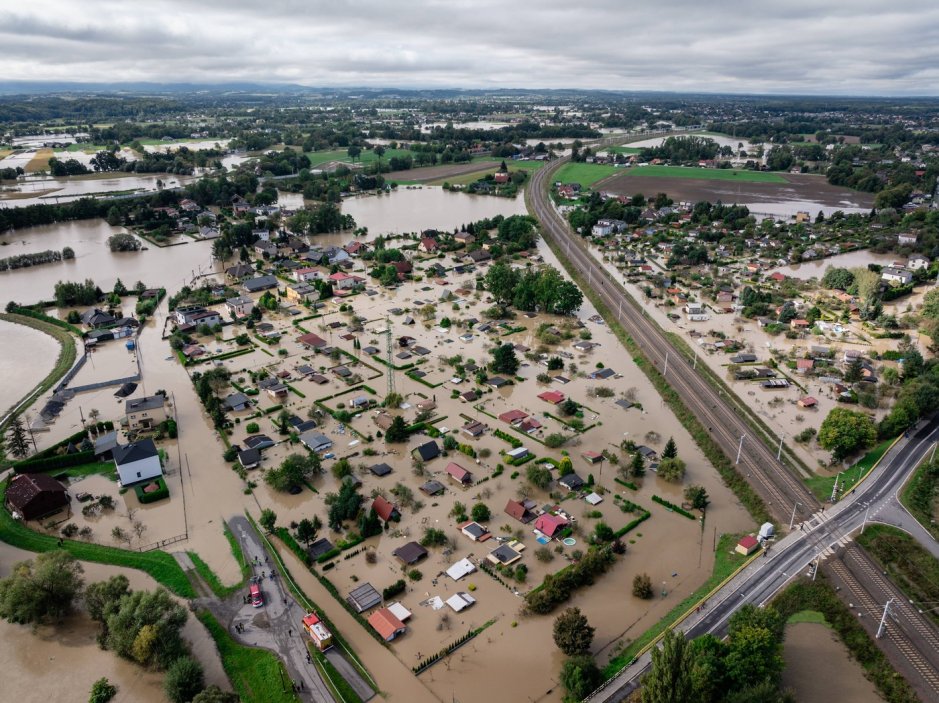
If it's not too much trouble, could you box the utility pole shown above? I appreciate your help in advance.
[812,552,820,581]
[385,317,395,396]
[789,501,801,531]
[830,472,842,503]
[876,599,894,639]
[777,433,785,461]
[663,351,669,377]
[736,434,746,465]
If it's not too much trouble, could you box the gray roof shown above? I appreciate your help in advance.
[393,541,428,565]
[93,430,119,455]
[243,275,278,292]
[125,395,165,413]
[112,439,158,466]
[346,583,382,613]
[370,463,393,476]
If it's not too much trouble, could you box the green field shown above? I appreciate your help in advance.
[606,146,642,155]
[618,164,786,183]
[554,162,621,188]
[305,147,414,168]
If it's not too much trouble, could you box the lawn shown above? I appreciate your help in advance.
[0,480,194,597]
[305,147,414,168]
[55,461,116,480]
[786,609,829,625]
[617,164,786,183]
[553,162,621,188]
[602,532,749,677]
[899,454,939,540]
[197,611,300,703]
[805,437,896,501]
[606,146,642,155]
[857,524,939,627]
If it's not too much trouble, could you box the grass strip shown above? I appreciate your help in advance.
[856,524,939,627]
[0,479,194,597]
[773,578,918,703]
[603,533,746,676]
[187,551,243,598]
[899,456,939,540]
[311,647,364,703]
[805,437,896,502]
[197,610,301,703]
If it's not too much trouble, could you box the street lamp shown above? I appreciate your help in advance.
[788,502,802,531]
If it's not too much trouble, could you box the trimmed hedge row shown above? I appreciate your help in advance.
[15,449,96,474]
[135,477,170,504]
[652,494,696,519]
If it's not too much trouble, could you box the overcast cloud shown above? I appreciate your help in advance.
[3,0,939,95]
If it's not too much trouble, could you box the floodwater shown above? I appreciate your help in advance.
[769,249,901,280]
[0,173,194,207]
[0,318,61,415]
[621,132,757,151]
[342,187,527,236]
[0,219,218,306]
[0,541,229,703]
[781,622,881,703]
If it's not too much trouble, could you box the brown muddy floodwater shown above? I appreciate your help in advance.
[0,318,60,414]
[0,173,195,207]
[0,542,229,703]
[341,187,527,236]
[782,622,881,703]
[769,249,901,281]
[0,219,219,305]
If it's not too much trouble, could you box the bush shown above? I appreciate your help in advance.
[545,432,567,448]
[89,678,117,703]
[633,572,653,599]
[407,568,423,581]
[383,579,406,600]
[134,477,169,504]
[245,422,260,434]
[657,457,686,483]
[471,503,491,522]
[163,656,205,703]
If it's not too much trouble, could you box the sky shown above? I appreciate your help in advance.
[3,0,939,95]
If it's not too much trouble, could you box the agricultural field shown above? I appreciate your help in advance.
[614,164,786,183]
[554,162,621,188]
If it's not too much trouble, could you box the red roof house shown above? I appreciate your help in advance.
[498,409,528,425]
[505,499,535,523]
[538,390,565,405]
[420,237,439,253]
[445,462,474,486]
[368,608,407,641]
[534,513,569,539]
[736,535,760,556]
[371,496,400,523]
[297,332,327,349]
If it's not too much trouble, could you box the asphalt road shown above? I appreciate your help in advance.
[525,155,939,702]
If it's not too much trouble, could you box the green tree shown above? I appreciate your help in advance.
[471,503,491,522]
[527,464,553,489]
[552,607,595,656]
[89,678,118,703]
[657,457,686,483]
[558,456,573,474]
[85,575,132,632]
[818,407,877,460]
[191,686,240,703]
[560,398,579,416]
[164,656,205,703]
[724,625,783,689]
[684,485,709,510]
[662,437,677,459]
[688,635,728,703]
[296,518,319,546]
[629,452,646,478]
[347,145,362,164]
[642,629,693,703]
[484,261,521,307]
[821,267,854,291]
[385,415,409,442]
[105,588,188,669]
[6,416,31,458]
[844,356,863,384]
[559,655,602,701]
[0,551,84,624]
[489,343,520,375]
[259,509,277,533]
[265,452,320,492]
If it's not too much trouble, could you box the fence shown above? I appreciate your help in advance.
[138,532,188,552]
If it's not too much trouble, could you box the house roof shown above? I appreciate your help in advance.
[369,463,393,476]
[559,473,585,490]
[414,441,440,461]
[243,275,278,291]
[346,583,382,613]
[534,513,569,537]
[297,332,327,348]
[446,592,476,612]
[372,496,398,522]
[459,521,491,541]
[5,473,67,513]
[498,409,528,424]
[368,608,406,641]
[446,557,477,580]
[392,541,428,565]
[112,439,158,466]
[420,480,445,496]
[505,499,532,522]
[125,395,164,413]
[538,391,565,404]
[446,462,473,483]
[738,535,759,549]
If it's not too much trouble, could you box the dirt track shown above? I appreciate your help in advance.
[386,160,498,183]
[596,171,875,209]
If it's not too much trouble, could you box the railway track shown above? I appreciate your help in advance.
[829,556,939,694]
[527,157,818,523]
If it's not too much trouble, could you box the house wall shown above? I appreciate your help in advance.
[117,456,162,485]
[127,406,167,431]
